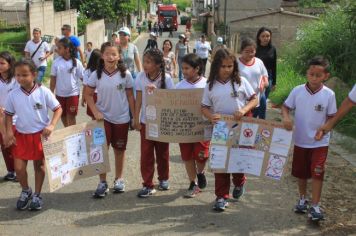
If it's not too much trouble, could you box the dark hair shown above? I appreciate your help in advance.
[143,48,166,89]
[87,42,93,46]
[14,59,37,76]
[240,37,257,52]
[308,56,330,73]
[182,53,203,76]
[208,48,241,94]
[58,37,77,73]
[256,27,272,47]
[162,39,173,51]
[112,33,118,37]
[97,42,127,79]
[0,51,16,84]
[62,24,71,30]
[86,49,101,72]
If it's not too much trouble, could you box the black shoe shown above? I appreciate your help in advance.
[4,172,16,181]
[197,172,207,189]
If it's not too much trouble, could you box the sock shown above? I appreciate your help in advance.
[299,195,306,205]
[312,204,321,213]
[33,192,41,197]
[22,187,31,192]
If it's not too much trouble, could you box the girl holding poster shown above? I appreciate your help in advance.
[201,48,257,211]
[175,53,210,198]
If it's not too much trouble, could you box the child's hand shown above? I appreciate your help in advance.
[173,71,177,78]
[134,121,142,131]
[283,118,293,131]
[234,109,245,121]
[42,124,54,139]
[4,133,16,147]
[210,113,221,124]
[94,111,104,121]
[146,84,157,95]
[81,97,86,107]
[315,124,332,140]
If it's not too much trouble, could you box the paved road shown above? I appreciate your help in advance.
[0,24,349,235]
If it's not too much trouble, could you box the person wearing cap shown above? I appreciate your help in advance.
[144,32,158,51]
[61,24,85,65]
[24,27,51,83]
[175,34,190,81]
[194,34,211,76]
[211,36,227,61]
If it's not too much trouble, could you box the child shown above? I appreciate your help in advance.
[0,51,17,181]
[237,38,269,119]
[4,59,62,210]
[175,53,209,198]
[49,36,61,61]
[134,49,175,198]
[84,42,135,198]
[84,42,93,64]
[282,56,337,221]
[81,49,101,119]
[50,37,84,127]
[201,48,257,211]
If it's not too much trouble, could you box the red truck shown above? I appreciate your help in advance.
[157,4,178,31]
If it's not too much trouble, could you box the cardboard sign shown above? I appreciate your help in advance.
[209,115,293,180]
[145,89,211,143]
[42,121,110,192]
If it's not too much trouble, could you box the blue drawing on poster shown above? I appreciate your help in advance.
[93,127,105,145]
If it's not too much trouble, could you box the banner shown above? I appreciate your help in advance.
[42,121,110,192]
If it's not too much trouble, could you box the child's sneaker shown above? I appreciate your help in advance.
[16,188,32,210]
[158,180,170,190]
[232,185,245,199]
[197,172,207,189]
[3,172,16,181]
[113,179,125,193]
[28,194,43,211]
[294,198,309,214]
[308,205,324,221]
[137,187,156,198]
[184,181,201,198]
[93,181,109,198]
[213,198,228,211]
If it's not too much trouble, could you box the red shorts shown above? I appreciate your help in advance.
[56,95,79,116]
[86,93,97,119]
[12,130,44,161]
[179,141,210,163]
[292,145,328,180]
[104,120,129,151]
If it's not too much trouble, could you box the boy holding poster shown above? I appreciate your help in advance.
[176,54,209,198]
[282,56,337,221]
[201,49,257,211]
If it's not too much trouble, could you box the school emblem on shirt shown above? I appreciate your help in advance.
[117,84,124,90]
[314,104,324,112]
[33,102,43,110]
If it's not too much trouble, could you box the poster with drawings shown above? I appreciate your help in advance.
[209,115,293,180]
[43,121,110,192]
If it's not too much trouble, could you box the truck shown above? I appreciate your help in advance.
[156,4,178,31]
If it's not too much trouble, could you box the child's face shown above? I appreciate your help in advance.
[143,55,161,75]
[241,45,256,61]
[259,31,271,46]
[57,44,70,57]
[15,65,35,88]
[306,65,329,88]
[87,44,92,50]
[182,62,199,81]
[218,58,234,81]
[0,58,10,74]
[102,46,120,68]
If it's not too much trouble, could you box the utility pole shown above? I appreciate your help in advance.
[138,0,141,20]
[223,0,227,41]
[65,0,70,10]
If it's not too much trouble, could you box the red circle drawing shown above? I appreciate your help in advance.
[243,128,253,138]
[91,150,101,162]
[261,129,271,138]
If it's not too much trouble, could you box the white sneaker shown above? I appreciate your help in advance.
[113,179,125,193]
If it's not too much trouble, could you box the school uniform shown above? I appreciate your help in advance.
[201,77,255,199]
[0,77,18,171]
[83,69,97,119]
[51,56,84,116]
[348,84,356,104]
[176,77,210,162]
[5,84,61,160]
[135,72,175,188]
[87,69,133,150]
[284,83,337,180]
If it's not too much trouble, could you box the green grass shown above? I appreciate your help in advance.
[0,31,27,59]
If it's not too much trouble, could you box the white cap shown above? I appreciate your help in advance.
[217,37,223,43]
[150,32,157,37]
[179,34,186,39]
[118,26,131,36]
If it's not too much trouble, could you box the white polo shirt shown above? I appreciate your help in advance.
[175,76,207,89]
[237,57,268,106]
[24,40,50,68]
[194,41,211,59]
[135,72,175,124]
[87,69,133,124]
[5,84,61,134]
[51,56,84,97]
[0,77,19,125]
[201,77,256,115]
[348,84,356,104]
[284,84,337,148]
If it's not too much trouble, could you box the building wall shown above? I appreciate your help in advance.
[85,19,105,49]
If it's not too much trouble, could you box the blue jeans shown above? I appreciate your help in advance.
[37,66,46,83]
[253,93,266,119]
[178,57,183,81]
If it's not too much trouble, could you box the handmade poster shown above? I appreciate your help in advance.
[43,121,110,192]
[145,89,210,143]
[209,115,293,180]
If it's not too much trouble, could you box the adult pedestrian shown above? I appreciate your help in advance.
[162,39,177,78]
[211,37,227,61]
[194,34,211,76]
[153,22,159,36]
[61,24,85,65]
[175,34,190,81]
[144,32,158,52]
[148,20,152,32]
[159,21,164,36]
[24,27,50,83]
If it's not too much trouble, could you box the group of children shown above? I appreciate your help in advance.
[0,34,354,223]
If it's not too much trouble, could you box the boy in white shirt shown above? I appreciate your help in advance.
[282,56,337,221]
